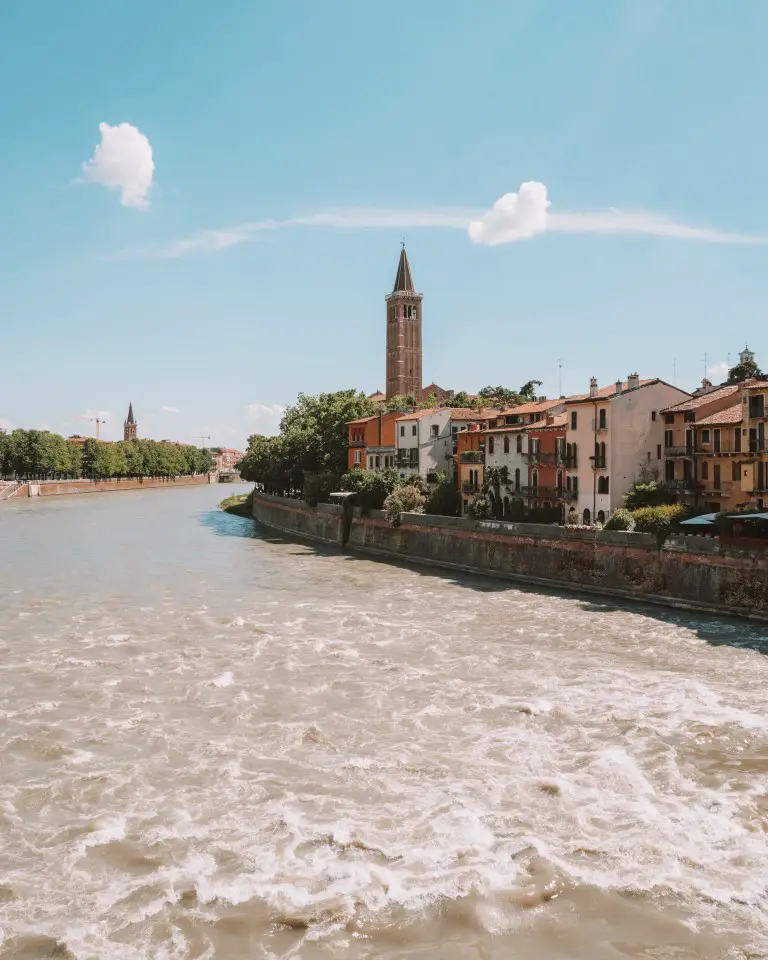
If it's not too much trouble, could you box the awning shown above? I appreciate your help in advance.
[727,512,768,521]
[680,513,718,525]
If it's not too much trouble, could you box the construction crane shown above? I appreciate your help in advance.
[194,435,211,449]
[81,416,106,440]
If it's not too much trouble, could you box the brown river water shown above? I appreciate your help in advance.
[0,483,766,959]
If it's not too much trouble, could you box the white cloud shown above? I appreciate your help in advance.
[0,417,13,432]
[707,362,730,382]
[245,403,285,436]
[81,122,154,209]
[161,405,179,414]
[468,181,550,245]
[111,181,768,259]
[469,181,768,246]
[78,408,111,423]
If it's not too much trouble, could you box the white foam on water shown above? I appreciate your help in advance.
[1,520,767,957]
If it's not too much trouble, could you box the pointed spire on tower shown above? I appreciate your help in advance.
[127,402,135,424]
[392,244,415,293]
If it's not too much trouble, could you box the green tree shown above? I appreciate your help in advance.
[484,465,509,519]
[424,472,461,517]
[443,391,472,408]
[384,482,425,526]
[727,352,763,384]
[339,468,401,512]
[478,385,519,407]
[518,379,543,402]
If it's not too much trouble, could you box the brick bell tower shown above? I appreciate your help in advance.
[124,402,138,441]
[385,245,423,401]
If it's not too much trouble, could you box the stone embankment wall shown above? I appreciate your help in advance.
[251,492,768,622]
[27,475,212,498]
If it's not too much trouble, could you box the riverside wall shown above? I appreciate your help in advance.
[27,475,212,498]
[251,491,768,622]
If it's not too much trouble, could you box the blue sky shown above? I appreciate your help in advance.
[2,0,767,446]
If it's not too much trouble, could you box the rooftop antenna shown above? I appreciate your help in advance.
[558,358,563,396]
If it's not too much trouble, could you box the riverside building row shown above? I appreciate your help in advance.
[347,355,768,523]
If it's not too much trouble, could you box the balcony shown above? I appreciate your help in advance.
[665,446,693,458]
[459,451,484,464]
[591,459,607,470]
[462,481,480,494]
[564,457,577,469]
[665,479,696,493]
[591,419,609,432]
[349,438,366,447]
[524,451,558,466]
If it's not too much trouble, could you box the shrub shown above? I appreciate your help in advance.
[624,479,672,511]
[467,493,491,519]
[604,507,635,532]
[340,468,400,512]
[384,484,425,526]
[631,504,685,544]
[303,471,341,507]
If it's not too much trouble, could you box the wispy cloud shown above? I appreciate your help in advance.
[0,417,14,432]
[80,122,154,210]
[161,405,180,414]
[245,403,285,436]
[113,181,768,260]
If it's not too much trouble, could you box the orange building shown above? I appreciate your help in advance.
[347,411,401,471]
[525,413,573,514]
[456,425,485,511]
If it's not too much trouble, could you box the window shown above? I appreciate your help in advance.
[664,414,675,425]
[665,459,675,481]
[573,476,578,495]
[556,469,563,492]
[651,411,657,421]
[514,468,521,491]
[598,409,607,429]
[732,460,740,482]
[657,444,662,460]
[532,469,539,490]
[430,424,439,438]
[571,411,577,430]
[597,510,606,524]
[354,450,361,465]
[400,425,405,437]
[412,425,417,436]
[701,429,711,443]
[664,430,673,448]
[701,461,709,480]
[597,476,609,494]
[714,464,721,490]
[516,435,523,453]
[503,436,510,454]
[583,508,591,525]
[488,436,495,454]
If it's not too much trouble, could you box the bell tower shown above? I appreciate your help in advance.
[385,245,423,401]
[124,402,138,441]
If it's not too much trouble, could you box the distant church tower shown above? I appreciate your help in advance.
[385,246,423,401]
[124,402,138,441]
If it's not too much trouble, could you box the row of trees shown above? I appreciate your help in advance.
[0,429,212,480]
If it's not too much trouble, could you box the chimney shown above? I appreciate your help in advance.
[627,372,640,390]
[615,379,623,396]
[589,377,598,398]
[537,395,547,402]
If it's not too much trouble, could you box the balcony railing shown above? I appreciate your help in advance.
[591,459,607,470]
[665,479,696,492]
[564,457,577,469]
[459,451,484,464]
[524,451,558,466]
[665,446,694,457]
[591,419,609,432]
[748,442,768,455]
[349,438,366,447]
[462,481,479,494]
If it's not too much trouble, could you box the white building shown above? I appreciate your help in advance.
[395,408,499,482]
[564,374,690,524]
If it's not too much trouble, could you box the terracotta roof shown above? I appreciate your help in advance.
[368,391,386,402]
[696,403,743,426]
[449,408,501,420]
[661,383,742,413]
[529,413,568,431]
[567,378,662,405]
[347,415,378,426]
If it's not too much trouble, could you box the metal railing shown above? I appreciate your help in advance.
[524,451,558,466]
[665,446,693,457]
[591,419,608,431]
[459,451,484,464]
[462,481,480,494]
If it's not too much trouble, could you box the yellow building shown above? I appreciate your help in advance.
[693,404,751,513]
[741,381,768,509]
